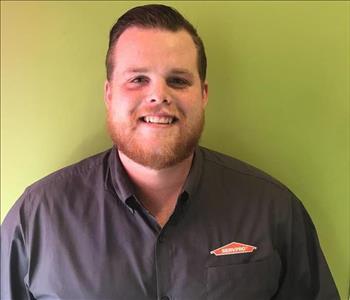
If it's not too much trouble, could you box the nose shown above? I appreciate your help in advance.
[147,80,171,105]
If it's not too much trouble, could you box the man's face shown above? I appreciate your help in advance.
[104,27,208,169]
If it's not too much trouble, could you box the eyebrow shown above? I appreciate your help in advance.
[123,68,194,79]
[123,68,149,75]
[170,68,194,79]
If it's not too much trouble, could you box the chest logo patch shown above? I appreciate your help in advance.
[210,242,257,256]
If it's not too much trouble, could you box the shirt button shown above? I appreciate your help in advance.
[158,235,165,243]
[161,296,170,300]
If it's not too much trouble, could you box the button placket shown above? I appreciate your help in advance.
[155,228,171,300]
[158,233,165,243]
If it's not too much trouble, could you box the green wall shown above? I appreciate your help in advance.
[1,1,349,298]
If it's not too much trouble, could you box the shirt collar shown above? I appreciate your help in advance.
[182,146,203,198]
[106,145,204,205]
[107,146,135,203]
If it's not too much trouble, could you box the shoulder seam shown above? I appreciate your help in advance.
[203,154,288,192]
[25,151,108,193]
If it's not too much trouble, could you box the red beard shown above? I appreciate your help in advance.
[106,109,205,170]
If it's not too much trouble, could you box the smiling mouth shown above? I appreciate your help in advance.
[140,116,178,125]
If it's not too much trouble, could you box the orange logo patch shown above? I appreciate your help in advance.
[210,242,257,256]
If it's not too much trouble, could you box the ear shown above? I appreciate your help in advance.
[201,81,209,109]
[104,80,112,109]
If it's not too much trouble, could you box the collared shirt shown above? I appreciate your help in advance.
[1,146,340,300]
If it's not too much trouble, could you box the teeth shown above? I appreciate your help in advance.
[144,116,174,124]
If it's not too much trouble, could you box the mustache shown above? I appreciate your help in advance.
[131,105,185,120]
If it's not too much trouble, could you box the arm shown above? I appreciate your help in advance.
[274,196,340,300]
[1,194,34,300]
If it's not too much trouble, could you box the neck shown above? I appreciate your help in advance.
[118,151,194,226]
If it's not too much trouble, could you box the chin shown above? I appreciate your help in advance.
[107,112,205,169]
[119,140,195,170]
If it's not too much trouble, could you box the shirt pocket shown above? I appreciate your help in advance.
[206,251,281,300]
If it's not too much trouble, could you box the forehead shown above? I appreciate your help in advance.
[112,27,198,73]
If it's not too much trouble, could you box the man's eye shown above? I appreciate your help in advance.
[130,76,148,84]
[168,77,190,88]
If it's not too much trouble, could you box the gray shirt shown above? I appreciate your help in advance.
[1,146,340,299]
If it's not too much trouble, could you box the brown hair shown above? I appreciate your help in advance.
[105,4,207,82]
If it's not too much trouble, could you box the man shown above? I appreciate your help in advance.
[1,4,340,300]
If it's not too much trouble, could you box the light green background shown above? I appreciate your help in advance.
[1,1,349,298]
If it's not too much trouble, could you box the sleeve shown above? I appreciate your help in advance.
[1,193,35,300]
[273,195,340,300]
